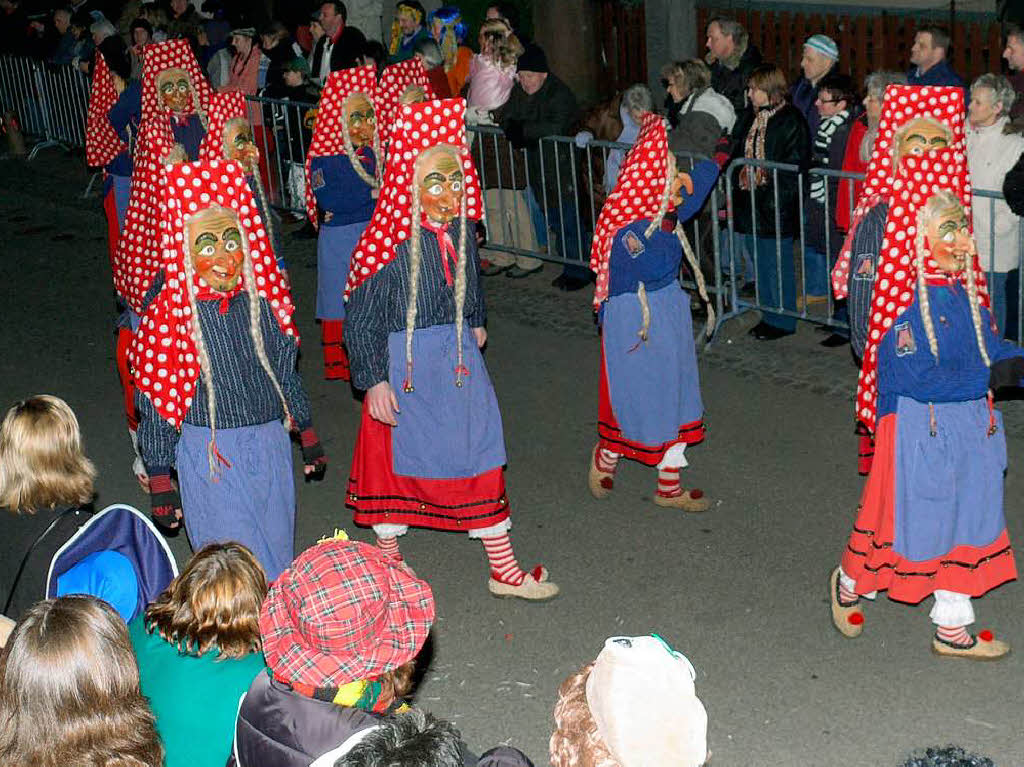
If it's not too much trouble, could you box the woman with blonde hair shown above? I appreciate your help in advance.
[129,542,268,767]
[0,595,164,767]
[0,395,96,622]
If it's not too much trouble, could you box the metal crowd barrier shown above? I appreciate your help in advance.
[4,72,1020,343]
[0,55,90,159]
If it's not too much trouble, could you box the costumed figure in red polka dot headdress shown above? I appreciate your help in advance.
[199,90,285,277]
[831,84,964,475]
[829,140,1024,660]
[304,65,382,382]
[131,159,327,582]
[86,36,145,486]
[376,56,437,151]
[343,97,559,601]
[587,113,720,512]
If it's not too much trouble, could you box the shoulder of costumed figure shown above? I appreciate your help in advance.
[344,97,481,298]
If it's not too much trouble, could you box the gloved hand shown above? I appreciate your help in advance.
[503,120,528,150]
[300,425,327,482]
[574,130,594,148]
[989,356,1024,390]
[149,473,182,534]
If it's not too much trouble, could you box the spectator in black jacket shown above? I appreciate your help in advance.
[704,16,762,126]
[309,1,366,86]
[729,64,811,340]
[261,20,302,90]
[495,44,586,289]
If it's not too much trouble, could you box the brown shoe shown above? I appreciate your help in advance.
[488,566,559,601]
[829,566,864,638]
[932,630,1010,661]
[654,488,712,512]
[588,445,614,499]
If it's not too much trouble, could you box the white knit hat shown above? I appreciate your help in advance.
[585,635,708,767]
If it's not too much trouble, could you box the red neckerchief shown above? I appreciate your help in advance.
[420,216,458,286]
[195,280,243,314]
[329,23,344,45]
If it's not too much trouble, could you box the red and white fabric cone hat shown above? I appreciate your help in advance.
[129,159,297,427]
[831,84,966,298]
[344,97,482,299]
[856,147,985,432]
[376,58,437,148]
[139,39,212,125]
[85,50,127,168]
[303,64,379,227]
[113,115,178,311]
[589,112,671,310]
[198,90,249,162]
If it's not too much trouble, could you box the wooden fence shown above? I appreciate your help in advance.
[598,0,648,98]
[696,6,1005,89]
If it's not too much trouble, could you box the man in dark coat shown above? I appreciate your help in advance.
[907,26,966,91]
[1005,24,1024,125]
[495,44,587,289]
[309,0,366,85]
[790,34,838,137]
[704,17,761,123]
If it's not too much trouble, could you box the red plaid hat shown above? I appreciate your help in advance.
[260,539,435,688]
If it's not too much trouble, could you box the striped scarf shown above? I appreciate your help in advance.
[740,103,784,190]
[810,109,850,203]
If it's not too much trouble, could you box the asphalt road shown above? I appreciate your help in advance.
[2,153,1023,766]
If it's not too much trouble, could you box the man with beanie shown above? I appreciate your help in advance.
[495,43,587,290]
[791,33,838,136]
[907,25,966,90]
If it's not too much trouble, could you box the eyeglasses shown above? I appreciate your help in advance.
[815,97,843,104]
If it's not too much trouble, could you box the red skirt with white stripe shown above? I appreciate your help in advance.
[347,400,511,532]
[840,413,1017,604]
[597,343,705,466]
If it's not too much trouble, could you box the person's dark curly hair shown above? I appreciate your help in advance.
[335,708,463,767]
[900,746,995,767]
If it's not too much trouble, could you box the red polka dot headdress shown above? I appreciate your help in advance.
[139,39,212,125]
[831,85,966,299]
[377,57,437,148]
[303,65,380,227]
[85,49,127,169]
[198,90,248,162]
[114,115,178,312]
[856,148,985,433]
[589,113,672,310]
[344,97,482,298]
[130,159,297,430]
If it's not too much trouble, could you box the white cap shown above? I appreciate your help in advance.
[585,635,708,767]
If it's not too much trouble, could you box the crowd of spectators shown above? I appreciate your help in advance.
[1,5,1023,309]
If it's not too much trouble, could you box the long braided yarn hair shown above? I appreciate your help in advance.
[179,206,292,477]
[340,92,383,189]
[221,116,279,253]
[403,145,469,392]
[913,190,990,367]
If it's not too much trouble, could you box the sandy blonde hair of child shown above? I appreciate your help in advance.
[0,395,96,513]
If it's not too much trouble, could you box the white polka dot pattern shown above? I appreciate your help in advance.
[128,159,297,427]
[589,112,671,309]
[854,147,987,432]
[303,65,378,227]
[831,84,966,301]
[85,51,127,168]
[114,117,178,312]
[344,97,481,298]
[139,39,212,126]
[198,91,248,162]
[376,58,437,149]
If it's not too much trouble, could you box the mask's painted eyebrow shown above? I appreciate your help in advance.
[194,232,217,248]
[422,171,446,185]
[929,136,949,144]
[222,227,242,240]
